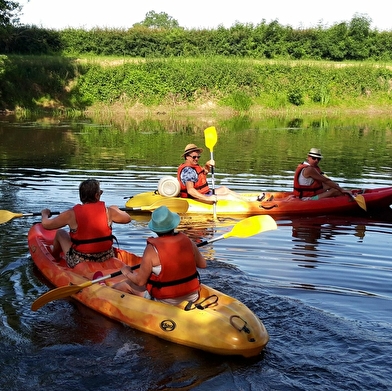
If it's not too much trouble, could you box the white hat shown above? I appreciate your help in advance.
[308,148,323,159]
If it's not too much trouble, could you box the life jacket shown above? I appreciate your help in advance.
[293,163,324,198]
[177,163,210,198]
[146,232,200,299]
[70,201,113,253]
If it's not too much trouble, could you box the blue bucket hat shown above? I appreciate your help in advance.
[148,206,180,233]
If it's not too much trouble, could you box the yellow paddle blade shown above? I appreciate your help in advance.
[223,215,277,239]
[31,280,94,311]
[204,126,217,152]
[0,210,23,224]
[354,194,367,211]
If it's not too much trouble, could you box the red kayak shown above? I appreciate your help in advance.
[125,187,392,218]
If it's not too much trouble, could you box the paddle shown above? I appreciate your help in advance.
[196,215,277,246]
[204,126,218,219]
[31,215,277,311]
[322,173,367,212]
[0,199,189,225]
[350,194,367,211]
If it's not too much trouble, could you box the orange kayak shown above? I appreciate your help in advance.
[125,187,392,217]
[28,223,269,358]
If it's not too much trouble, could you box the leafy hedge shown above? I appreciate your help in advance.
[2,16,392,61]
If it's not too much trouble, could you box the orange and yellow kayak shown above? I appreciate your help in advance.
[28,223,269,358]
[125,187,392,217]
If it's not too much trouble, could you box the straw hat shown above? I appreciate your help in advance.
[181,143,203,157]
[308,148,323,159]
[148,206,180,233]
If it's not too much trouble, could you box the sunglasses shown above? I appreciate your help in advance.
[310,156,321,161]
[189,155,201,159]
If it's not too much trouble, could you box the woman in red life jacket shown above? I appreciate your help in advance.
[293,148,351,200]
[177,143,256,203]
[115,205,207,305]
[40,178,131,268]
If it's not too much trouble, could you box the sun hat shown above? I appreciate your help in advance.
[148,206,181,233]
[181,143,203,158]
[308,148,323,159]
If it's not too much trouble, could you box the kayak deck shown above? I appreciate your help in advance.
[28,223,269,357]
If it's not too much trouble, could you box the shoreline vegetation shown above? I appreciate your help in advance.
[2,15,392,119]
[1,55,392,119]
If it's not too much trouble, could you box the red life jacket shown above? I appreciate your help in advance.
[70,201,113,253]
[293,163,324,198]
[146,232,200,299]
[177,163,210,198]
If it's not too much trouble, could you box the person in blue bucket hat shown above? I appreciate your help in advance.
[115,206,207,305]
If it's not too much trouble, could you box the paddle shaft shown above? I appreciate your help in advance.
[14,207,170,217]
[204,126,218,219]
[1,198,188,225]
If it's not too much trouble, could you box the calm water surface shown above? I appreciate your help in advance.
[1,115,392,390]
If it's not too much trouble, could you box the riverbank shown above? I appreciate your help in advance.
[2,56,392,116]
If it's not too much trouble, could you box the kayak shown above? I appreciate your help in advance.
[28,223,269,358]
[125,187,392,218]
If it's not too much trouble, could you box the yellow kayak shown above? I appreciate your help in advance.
[28,223,269,357]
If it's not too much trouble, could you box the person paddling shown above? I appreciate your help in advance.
[177,143,257,203]
[114,206,207,305]
[293,148,352,200]
[41,178,131,268]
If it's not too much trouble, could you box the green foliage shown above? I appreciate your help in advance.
[221,91,253,112]
[3,15,392,61]
[0,25,62,54]
[0,55,83,110]
[133,10,180,29]
[287,89,304,106]
[2,55,392,112]
[0,0,21,26]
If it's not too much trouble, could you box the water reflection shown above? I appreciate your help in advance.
[1,115,392,391]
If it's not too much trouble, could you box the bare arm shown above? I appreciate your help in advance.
[191,241,207,269]
[185,181,217,204]
[41,209,75,230]
[304,167,350,195]
[121,243,156,287]
[108,205,132,224]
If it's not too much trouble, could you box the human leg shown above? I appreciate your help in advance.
[316,188,342,199]
[53,229,72,258]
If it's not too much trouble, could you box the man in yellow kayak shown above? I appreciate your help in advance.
[177,143,255,203]
[115,206,207,305]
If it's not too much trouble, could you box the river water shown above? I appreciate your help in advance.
[1,114,392,390]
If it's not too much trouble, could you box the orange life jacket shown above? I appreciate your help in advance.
[293,163,324,198]
[146,232,200,299]
[70,201,113,253]
[177,163,210,198]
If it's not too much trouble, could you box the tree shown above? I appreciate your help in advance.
[0,0,23,26]
[133,10,180,29]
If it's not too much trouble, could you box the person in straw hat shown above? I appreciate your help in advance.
[293,148,351,200]
[177,143,253,203]
[114,206,207,305]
